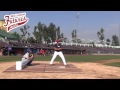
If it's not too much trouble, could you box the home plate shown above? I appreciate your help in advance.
[58,66,65,68]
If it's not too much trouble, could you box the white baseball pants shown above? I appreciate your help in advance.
[50,51,67,65]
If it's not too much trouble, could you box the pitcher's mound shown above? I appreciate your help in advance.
[3,63,82,73]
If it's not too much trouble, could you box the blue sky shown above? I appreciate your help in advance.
[0,11,120,41]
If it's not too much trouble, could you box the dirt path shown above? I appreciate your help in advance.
[1,60,120,79]
[94,59,120,64]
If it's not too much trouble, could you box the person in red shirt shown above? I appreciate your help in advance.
[40,48,45,56]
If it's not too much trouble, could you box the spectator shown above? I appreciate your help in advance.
[8,45,12,55]
[40,48,45,56]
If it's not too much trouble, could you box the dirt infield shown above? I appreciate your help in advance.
[1,60,120,79]
[4,63,81,73]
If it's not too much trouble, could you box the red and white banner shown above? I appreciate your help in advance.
[3,12,29,32]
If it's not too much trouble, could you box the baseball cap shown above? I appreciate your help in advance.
[56,39,60,43]
[27,49,32,53]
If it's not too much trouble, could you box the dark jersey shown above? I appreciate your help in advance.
[8,46,12,51]
[54,43,62,51]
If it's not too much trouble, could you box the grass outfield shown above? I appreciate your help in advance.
[104,62,120,67]
[0,55,120,62]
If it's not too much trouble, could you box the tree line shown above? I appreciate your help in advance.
[10,22,120,46]
[97,28,119,46]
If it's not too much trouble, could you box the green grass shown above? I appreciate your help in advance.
[1,55,120,63]
[104,62,120,67]
[1,55,120,67]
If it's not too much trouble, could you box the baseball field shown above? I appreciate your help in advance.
[1,54,120,79]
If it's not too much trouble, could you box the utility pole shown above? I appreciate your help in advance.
[75,12,80,42]
[76,12,80,31]
[119,24,120,45]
